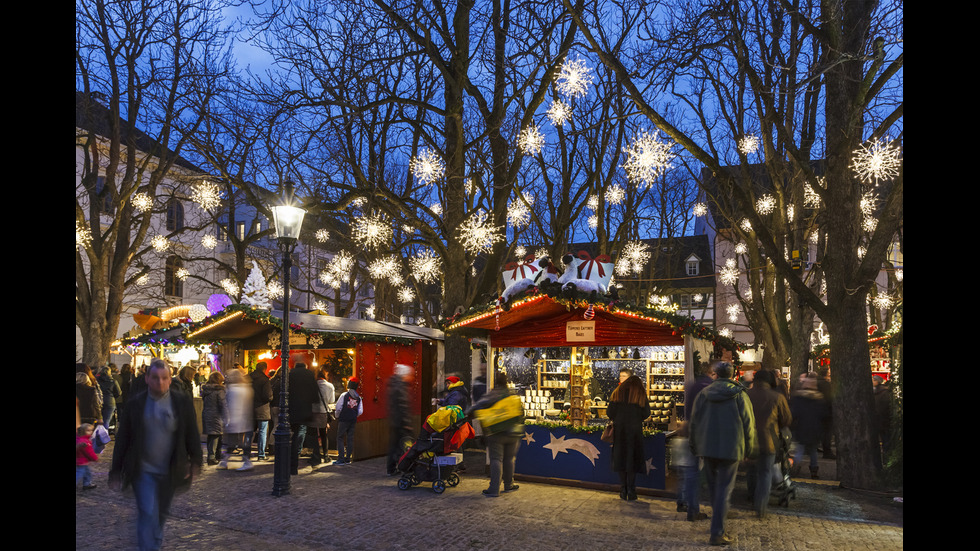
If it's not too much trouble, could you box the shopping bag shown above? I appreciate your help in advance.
[600,422,615,444]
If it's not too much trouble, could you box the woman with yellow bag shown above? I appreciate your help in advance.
[466,372,524,497]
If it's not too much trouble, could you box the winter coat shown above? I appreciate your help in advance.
[201,383,227,435]
[606,400,651,474]
[225,383,254,434]
[97,372,122,408]
[684,374,713,419]
[313,379,336,415]
[77,435,99,466]
[465,387,524,437]
[689,378,757,461]
[745,382,792,455]
[251,370,274,421]
[789,389,829,446]
[387,377,412,433]
[439,381,470,412]
[76,374,102,424]
[288,367,319,425]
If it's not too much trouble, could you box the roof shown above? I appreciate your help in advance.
[75,91,202,173]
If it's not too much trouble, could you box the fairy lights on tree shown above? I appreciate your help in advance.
[457,209,504,255]
[556,56,594,99]
[353,211,393,250]
[738,135,760,155]
[191,180,222,210]
[316,229,330,242]
[409,249,441,284]
[508,192,534,228]
[621,129,675,187]
[615,240,651,276]
[150,235,170,252]
[605,184,626,205]
[201,234,217,250]
[398,286,415,303]
[546,100,572,126]
[517,124,544,156]
[850,136,902,185]
[77,220,93,249]
[755,194,776,215]
[409,148,445,186]
[693,202,707,217]
[132,192,153,213]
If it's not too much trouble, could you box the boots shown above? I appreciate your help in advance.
[809,466,819,479]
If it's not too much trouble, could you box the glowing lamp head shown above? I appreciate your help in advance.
[271,205,306,242]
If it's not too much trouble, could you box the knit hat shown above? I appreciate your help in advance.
[395,364,412,377]
[348,377,359,390]
[445,376,461,384]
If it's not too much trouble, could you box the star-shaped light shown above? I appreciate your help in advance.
[398,287,415,303]
[76,220,93,249]
[410,148,445,186]
[353,211,393,250]
[756,194,776,215]
[409,249,442,284]
[546,100,572,126]
[201,235,217,250]
[556,56,594,99]
[850,137,902,184]
[316,229,330,242]
[517,124,544,156]
[132,192,153,213]
[738,134,760,155]
[457,210,504,255]
[150,235,170,252]
[621,129,675,187]
[693,202,707,217]
[191,181,222,210]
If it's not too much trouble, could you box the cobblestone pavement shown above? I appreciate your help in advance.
[77,442,902,550]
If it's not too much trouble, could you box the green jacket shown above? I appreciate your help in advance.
[689,378,757,461]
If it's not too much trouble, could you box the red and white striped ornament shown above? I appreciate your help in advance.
[583,304,595,320]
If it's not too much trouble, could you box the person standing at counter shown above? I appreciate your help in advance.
[607,375,651,501]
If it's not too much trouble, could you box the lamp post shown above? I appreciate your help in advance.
[270,181,305,497]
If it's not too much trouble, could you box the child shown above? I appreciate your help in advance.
[76,423,99,490]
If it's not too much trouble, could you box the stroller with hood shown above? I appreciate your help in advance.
[396,405,474,494]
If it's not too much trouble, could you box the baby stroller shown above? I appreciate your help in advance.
[771,426,797,507]
[396,406,474,494]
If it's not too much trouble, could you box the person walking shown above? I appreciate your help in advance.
[744,369,792,519]
[466,372,524,497]
[76,423,99,490]
[109,359,203,551]
[386,364,414,476]
[249,362,274,462]
[309,366,336,468]
[76,364,103,426]
[689,361,757,546]
[816,367,836,459]
[790,374,830,479]
[681,359,714,521]
[201,371,227,466]
[606,374,651,501]
[288,362,319,474]
[221,368,254,471]
[96,365,122,432]
[335,377,364,465]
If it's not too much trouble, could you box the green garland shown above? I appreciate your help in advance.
[526,418,663,437]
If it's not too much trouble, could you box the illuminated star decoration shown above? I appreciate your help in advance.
[353,211,393,250]
[605,184,626,206]
[368,255,402,285]
[546,100,572,127]
[734,242,748,255]
[517,124,544,156]
[719,259,739,286]
[804,181,823,209]
[719,327,733,338]
[136,273,149,286]
[191,181,222,210]
[151,235,170,252]
[693,202,708,217]
[872,293,894,310]
[398,287,415,303]
[621,129,675,188]
[410,148,445,186]
[756,194,776,215]
[457,209,504,255]
[850,136,902,185]
[556,56,594,99]
[267,280,284,300]
[316,229,330,242]
[176,268,189,281]
[201,234,217,250]
[508,192,534,228]
[429,203,443,217]
[220,278,239,296]
[408,249,442,284]
[76,220,93,249]
[132,192,153,213]
[738,134,760,155]
[727,303,741,322]
[615,240,652,276]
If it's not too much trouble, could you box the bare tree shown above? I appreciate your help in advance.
[76,0,232,366]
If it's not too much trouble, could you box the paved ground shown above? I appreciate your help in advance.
[77,442,902,550]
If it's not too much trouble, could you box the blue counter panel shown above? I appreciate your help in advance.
[514,425,666,489]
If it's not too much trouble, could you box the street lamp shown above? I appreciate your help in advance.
[270,181,306,497]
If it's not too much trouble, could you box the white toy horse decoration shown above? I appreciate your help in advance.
[559,251,614,295]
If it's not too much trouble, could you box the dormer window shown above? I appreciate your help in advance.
[686,254,701,276]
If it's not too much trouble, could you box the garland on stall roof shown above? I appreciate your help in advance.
[443,287,746,353]
[525,419,663,438]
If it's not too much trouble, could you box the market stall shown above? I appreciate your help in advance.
[126,304,443,460]
[446,290,738,493]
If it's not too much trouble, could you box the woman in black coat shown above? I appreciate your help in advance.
[606,375,651,501]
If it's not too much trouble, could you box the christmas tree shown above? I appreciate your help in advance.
[241,261,271,310]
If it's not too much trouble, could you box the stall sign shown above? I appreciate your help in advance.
[566,321,595,342]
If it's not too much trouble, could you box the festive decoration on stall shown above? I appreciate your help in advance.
[583,304,595,320]
[241,261,272,310]
[207,293,233,315]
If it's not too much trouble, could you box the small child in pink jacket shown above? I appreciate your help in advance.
[76,423,99,490]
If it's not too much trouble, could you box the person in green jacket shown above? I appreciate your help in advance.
[689,361,757,547]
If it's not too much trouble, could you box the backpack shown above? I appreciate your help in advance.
[473,395,523,435]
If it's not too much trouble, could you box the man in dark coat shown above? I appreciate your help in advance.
[249,362,274,461]
[689,361,756,546]
[386,364,414,475]
[109,359,202,551]
[288,362,319,474]
[745,369,792,519]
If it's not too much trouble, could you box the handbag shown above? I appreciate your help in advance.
[601,421,615,444]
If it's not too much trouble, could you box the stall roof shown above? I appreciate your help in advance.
[447,294,685,348]
[185,308,444,343]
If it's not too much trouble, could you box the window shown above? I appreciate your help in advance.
[685,254,701,276]
[253,219,262,235]
[94,176,115,215]
[236,221,246,241]
[166,200,184,231]
[165,256,184,297]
